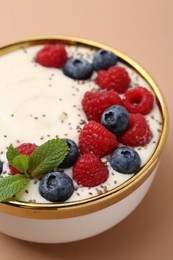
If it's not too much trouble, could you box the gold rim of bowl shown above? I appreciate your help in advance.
[0,36,169,219]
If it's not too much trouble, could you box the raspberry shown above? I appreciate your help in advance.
[9,143,37,174]
[82,90,122,122]
[73,153,109,187]
[122,86,154,115]
[118,114,152,147]
[95,66,130,93]
[16,143,37,155]
[35,44,67,68]
[79,121,118,157]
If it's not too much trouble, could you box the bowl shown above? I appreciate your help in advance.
[0,36,168,243]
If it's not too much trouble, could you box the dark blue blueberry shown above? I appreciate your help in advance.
[59,139,80,168]
[92,49,118,71]
[0,161,3,174]
[101,105,130,136]
[63,58,93,80]
[110,146,141,174]
[39,171,74,202]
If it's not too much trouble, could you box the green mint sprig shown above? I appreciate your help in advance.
[12,155,30,177]
[0,174,29,202]
[6,144,20,163]
[29,138,68,178]
[0,138,69,202]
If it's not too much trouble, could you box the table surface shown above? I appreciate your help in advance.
[0,0,172,259]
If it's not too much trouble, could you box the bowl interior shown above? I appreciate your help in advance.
[0,36,168,219]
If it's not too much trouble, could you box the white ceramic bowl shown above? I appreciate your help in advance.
[0,37,168,243]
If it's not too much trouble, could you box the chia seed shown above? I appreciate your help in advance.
[96,188,102,195]
[22,48,27,54]
[79,119,86,125]
[29,199,36,203]
[101,185,108,192]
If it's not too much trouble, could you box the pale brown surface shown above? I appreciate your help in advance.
[0,0,172,259]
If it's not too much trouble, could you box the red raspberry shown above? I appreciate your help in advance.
[16,143,37,155]
[79,121,118,157]
[9,143,37,175]
[118,114,152,147]
[95,66,130,93]
[35,45,67,68]
[122,86,154,115]
[82,90,122,122]
[73,153,109,187]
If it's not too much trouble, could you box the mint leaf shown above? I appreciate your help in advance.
[6,145,20,164]
[12,155,29,173]
[29,138,68,178]
[0,174,29,202]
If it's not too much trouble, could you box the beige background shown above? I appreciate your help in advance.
[0,0,172,259]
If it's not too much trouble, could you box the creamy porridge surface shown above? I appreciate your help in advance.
[0,45,162,203]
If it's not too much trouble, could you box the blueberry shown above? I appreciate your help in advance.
[63,58,93,80]
[0,161,3,174]
[110,146,141,174]
[101,105,130,136]
[39,171,74,202]
[92,49,118,71]
[59,139,80,168]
